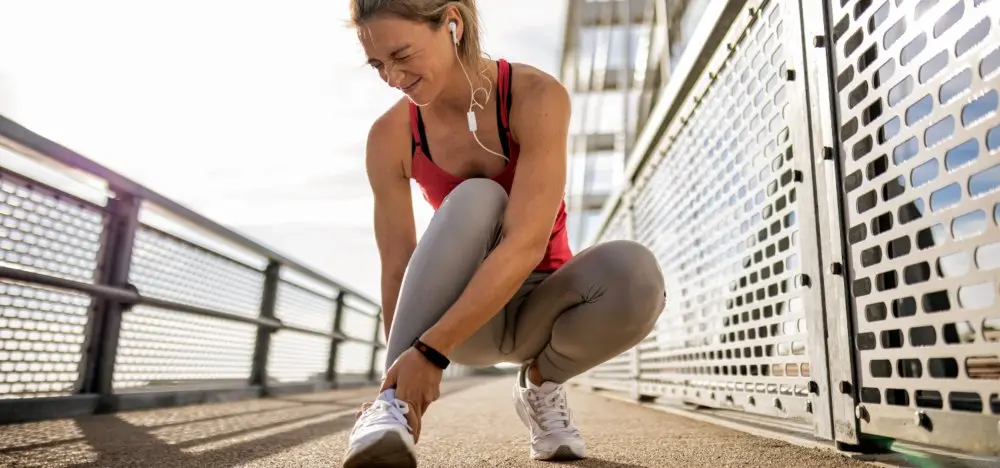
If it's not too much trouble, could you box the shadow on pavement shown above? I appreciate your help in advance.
[557,459,648,468]
[0,377,497,468]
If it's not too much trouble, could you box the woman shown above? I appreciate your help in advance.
[344,1,666,466]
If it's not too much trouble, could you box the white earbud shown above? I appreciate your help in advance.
[448,20,458,45]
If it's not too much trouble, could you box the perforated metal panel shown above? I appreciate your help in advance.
[129,226,265,318]
[372,348,387,377]
[586,0,822,421]
[336,341,373,376]
[590,205,636,391]
[112,304,256,390]
[0,281,89,399]
[267,280,336,382]
[336,297,377,378]
[341,296,378,342]
[0,173,104,283]
[0,173,100,399]
[596,203,631,243]
[828,0,1000,453]
[274,280,335,334]
[267,330,331,383]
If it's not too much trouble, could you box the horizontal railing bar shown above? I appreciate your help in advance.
[342,303,380,318]
[0,166,108,211]
[279,322,345,340]
[0,265,280,328]
[0,264,135,301]
[277,278,339,302]
[0,265,385,348]
[0,113,379,307]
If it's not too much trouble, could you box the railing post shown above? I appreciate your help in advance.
[80,190,140,400]
[326,290,345,386]
[367,308,383,383]
[250,260,280,393]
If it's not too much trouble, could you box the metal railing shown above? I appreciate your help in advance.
[579,0,999,457]
[0,114,471,425]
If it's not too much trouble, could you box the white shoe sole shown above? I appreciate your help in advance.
[343,431,417,468]
[532,445,586,461]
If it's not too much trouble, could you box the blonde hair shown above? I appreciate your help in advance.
[350,0,485,70]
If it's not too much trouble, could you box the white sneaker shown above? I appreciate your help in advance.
[512,363,587,461]
[343,389,417,468]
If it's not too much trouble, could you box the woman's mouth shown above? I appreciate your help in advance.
[401,78,421,92]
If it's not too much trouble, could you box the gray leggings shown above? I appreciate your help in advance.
[385,179,666,383]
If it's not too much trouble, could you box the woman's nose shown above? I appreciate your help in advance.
[385,66,406,89]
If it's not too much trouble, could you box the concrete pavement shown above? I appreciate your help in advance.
[0,377,879,467]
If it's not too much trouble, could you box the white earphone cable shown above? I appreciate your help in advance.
[451,21,508,162]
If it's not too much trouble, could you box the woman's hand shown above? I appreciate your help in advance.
[380,346,443,441]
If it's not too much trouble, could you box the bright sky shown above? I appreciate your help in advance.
[0,0,568,300]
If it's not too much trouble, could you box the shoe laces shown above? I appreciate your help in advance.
[527,385,579,439]
[355,398,411,432]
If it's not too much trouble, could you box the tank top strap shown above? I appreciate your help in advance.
[408,102,422,148]
[497,58,512,133]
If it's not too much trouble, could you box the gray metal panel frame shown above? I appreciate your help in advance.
[779,0,844,443]
[795,0,865,446]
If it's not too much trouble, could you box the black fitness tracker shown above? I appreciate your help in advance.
[412,338,450,370]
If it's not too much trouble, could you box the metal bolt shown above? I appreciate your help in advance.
[839,381,852,394]
[914,410,929,429]
[808,381,820,394]
[806,401,813,413]
[773,397,782,410]
[855,404,868,421]
[830,263,844,276]
[813,36,826,48]
[748,396,756,406]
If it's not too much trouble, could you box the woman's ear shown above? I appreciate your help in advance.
[443,8,462,44]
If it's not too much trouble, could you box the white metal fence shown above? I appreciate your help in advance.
[580,0,999,456]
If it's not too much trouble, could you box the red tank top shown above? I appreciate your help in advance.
[409,59,573,272]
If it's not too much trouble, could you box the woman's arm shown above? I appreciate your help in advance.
[366,110,417,340]
[419,74,571,355]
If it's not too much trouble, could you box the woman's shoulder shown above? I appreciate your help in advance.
[507,61,566,98]
[365,97,413,176]
[369,97,412,141]
[506,61,572,134]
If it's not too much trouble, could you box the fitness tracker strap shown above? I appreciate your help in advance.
[412,338,450,370]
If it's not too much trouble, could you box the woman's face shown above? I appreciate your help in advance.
[359,14,458,104]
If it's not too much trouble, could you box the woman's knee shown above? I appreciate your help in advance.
[588,240,666,328]
[438,178,508,226]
